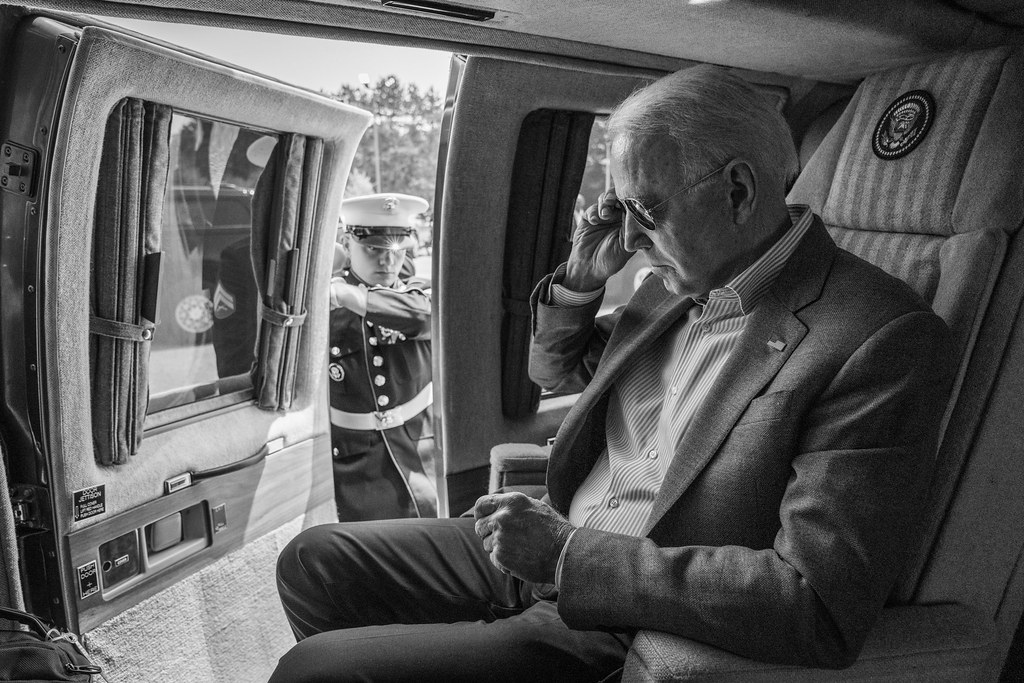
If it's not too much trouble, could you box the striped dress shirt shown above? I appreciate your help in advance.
[549,206,813,547]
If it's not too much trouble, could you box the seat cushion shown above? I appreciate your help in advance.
[623,603,996,682]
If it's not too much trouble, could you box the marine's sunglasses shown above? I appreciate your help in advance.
[619,161,731,231]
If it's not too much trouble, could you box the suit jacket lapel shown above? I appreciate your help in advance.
[548,280,694,504]
[642,217,837,534]
[642,295,805,533]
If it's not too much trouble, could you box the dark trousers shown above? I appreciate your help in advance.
[270,518,631,682]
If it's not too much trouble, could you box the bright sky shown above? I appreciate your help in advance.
[100,18,453,96]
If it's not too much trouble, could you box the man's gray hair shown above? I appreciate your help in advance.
[607,65,799,193]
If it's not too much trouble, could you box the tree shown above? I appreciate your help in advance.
[329,75,444,210]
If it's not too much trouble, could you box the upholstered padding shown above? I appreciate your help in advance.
[827,228,1006,364]
[790,46,1024,608]
[821,48,1009,236]
[624,604,997,682]
[488,442,550,494]
[828,230,944,302]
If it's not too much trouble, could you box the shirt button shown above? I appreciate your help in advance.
[608,497,619,509]
[330,346,341,357]
[368,337,378,346]
[702,324,711,333]
[332,447,339,457]
[377,395,390,407]
[670,386,678,395]
[374,375,386,386]
[373,356,384,367]
[648,449,658,459]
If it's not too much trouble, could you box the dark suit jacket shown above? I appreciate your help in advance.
[528,216,955,668]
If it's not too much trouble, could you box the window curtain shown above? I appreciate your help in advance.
[0,438,23,620]
[249,134,323,411]
[90,99,171,466]
[501,110,594,418]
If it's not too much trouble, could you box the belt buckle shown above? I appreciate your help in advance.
[374,410,396,429]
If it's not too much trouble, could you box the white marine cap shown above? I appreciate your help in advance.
[341,193,428,249]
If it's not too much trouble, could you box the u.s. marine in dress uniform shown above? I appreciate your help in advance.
[328,193,436,521]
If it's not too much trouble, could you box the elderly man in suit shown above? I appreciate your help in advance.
[270,65,954,681]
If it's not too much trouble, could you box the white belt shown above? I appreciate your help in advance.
[331,383,432,431]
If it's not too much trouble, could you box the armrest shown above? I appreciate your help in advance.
[488,443,551,497]
[623,603,997,681]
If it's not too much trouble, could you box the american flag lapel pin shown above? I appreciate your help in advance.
[767,339,786,352]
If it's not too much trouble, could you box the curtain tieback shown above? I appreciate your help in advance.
[89,315,155,342]
[260,305,307,328]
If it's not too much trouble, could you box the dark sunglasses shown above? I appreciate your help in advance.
[619,161,730,231]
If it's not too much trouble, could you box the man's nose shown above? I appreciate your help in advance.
[621,212,650,253]
[380,249,399,265]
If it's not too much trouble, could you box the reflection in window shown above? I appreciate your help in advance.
[577,117,648,315]
[148,113,277,412]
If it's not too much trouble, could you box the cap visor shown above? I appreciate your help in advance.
[356,234,417,251]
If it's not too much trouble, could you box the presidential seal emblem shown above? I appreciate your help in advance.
[872,90,935,160]
[328,363,345,382]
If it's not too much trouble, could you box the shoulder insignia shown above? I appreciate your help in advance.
[213,282,236,319]
[872,90,935,160]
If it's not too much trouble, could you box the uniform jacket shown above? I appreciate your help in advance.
[329,269,435,521]
[212,237,259,378]
[528,216,955,668]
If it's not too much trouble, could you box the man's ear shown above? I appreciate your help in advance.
[725,160,756,225]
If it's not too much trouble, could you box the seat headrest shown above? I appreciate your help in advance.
[790,47,1024,237]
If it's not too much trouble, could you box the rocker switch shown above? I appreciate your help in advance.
[212,504,227,533]
[0,141,36,196]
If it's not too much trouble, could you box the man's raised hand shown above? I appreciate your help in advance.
[563,188,634,293]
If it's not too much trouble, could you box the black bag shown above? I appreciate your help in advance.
[0,605,102,682]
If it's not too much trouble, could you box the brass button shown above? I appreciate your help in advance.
[374,375,386,386]
[330,346,341,357]
[377,395,390,407]
[608,497,619,509]
[373,356,384,367]
[368,337,378,346]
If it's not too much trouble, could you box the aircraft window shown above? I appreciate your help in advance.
[148,113,277,412]
[576,116,647,315]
